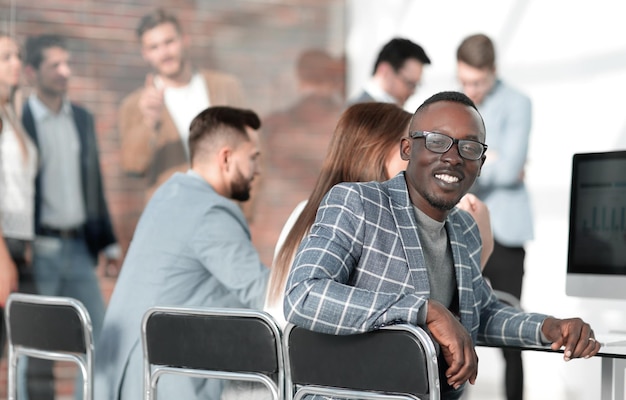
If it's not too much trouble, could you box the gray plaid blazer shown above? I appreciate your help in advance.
[284,172,547,347]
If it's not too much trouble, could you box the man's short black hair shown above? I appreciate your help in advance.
[24,34,67,69]
[188,106,261,163]
[420,91,477,111]
[410,91,485,134]
[373,37,431,75]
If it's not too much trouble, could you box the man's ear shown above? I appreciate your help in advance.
[477,154,487,176]
[377,61,394,78]
[217,147,232,172]
[400,137,412,160]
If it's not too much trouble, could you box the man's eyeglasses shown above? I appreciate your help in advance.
[396,72,420,91]
[410,131,487,160]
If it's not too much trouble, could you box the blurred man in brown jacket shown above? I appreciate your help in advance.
[119,8,245,202]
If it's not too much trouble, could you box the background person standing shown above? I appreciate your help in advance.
[0,32,49,399]
[22,34,120,399]
[347,37,430,108]
[119,8,246,203]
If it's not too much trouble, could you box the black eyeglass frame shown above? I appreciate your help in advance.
[409,130,488,161]
[395,71,420,91]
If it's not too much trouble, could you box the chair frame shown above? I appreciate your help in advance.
[283,323,440,400]
[5,293,94,400]
[141,306,284,400]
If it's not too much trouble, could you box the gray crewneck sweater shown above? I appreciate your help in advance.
[413,205,457,324]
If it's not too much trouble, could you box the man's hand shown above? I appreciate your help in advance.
[541,317,601,361]
[100,243,123,278]
[456,193,493,269]
[426,300,478,390]
[138,73,164,130]
[103,257,121,278]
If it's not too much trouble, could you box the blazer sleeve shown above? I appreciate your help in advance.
[476,284,548,347]
[192,202,269,309]
[118,90,159,176]
[283,184,428,335]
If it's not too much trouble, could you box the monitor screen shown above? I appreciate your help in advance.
[566,150,626,299]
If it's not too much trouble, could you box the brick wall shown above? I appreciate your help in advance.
[0,0,346,397]
[3,0,346,261]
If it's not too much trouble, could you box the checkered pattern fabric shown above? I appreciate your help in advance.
[284,172,547,346]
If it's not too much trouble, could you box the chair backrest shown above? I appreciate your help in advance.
[5,293,94,400]
[283,323,440,400]
[142,306,284,400]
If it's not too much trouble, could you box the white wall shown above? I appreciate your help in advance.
[346,1,626,399]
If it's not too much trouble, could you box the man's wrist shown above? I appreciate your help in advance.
[539,317,555,344]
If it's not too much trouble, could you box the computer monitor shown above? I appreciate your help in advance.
[566,150,626,300]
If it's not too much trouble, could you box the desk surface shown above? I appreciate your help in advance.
[596,332,626,357]
[478,331,626,359]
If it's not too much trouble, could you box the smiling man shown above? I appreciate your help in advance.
[284,91,600,400]
[22,34,120,399]
[119,8,245,203]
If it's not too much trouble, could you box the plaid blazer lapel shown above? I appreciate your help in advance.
[445,212,477,334]
[387,174,431,294]
[387,174,478,335]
